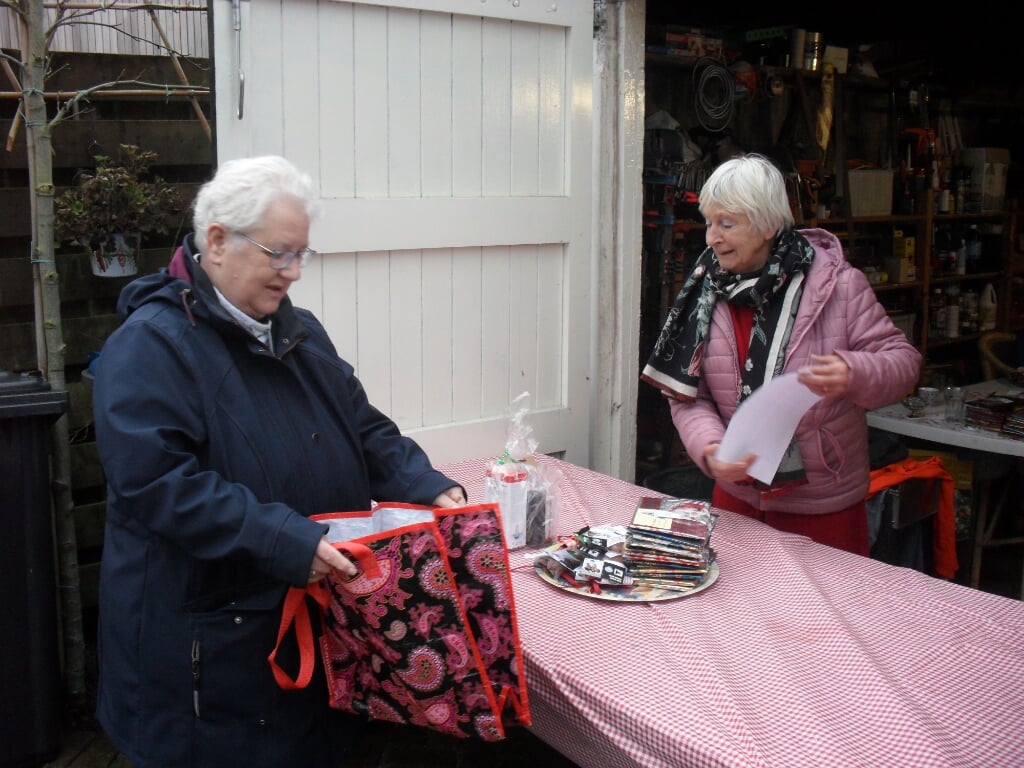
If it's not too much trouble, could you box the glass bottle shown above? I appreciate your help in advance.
[931,287,946,339]
[932,224,952,276]
[980,283,998,331]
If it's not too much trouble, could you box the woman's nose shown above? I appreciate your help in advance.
[279,259,303,280]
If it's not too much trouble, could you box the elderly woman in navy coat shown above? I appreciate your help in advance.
[92,155,466,767]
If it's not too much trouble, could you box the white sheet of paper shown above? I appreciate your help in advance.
[716,372,822,485]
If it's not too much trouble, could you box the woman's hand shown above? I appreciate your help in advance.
[432,486,467,508]
[308,537,357,584]
[798,353,851,398]
[308,487,467,583]
[703,442,756,483]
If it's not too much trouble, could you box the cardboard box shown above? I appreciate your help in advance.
[959,147,1010,213]
[848,169,894,217]
[892,231,915,260]
[886,230,916,282]
[661,26,723,59]
[885,255,916,283]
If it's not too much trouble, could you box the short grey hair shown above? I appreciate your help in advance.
[698,154,794,238]
[192,155,319,252]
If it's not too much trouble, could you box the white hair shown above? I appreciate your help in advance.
[192,155,319,252]
[698,154,794,238]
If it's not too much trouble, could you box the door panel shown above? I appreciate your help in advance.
[213,0,592,465]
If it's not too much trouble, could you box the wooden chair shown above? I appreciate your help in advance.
[974,330,1024,600]
[978,331,1021,382]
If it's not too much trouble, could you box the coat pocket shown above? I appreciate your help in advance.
[188,585,295,722]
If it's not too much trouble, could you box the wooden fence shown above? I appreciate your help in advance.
[1,50,213,613]
[0,2,208,57]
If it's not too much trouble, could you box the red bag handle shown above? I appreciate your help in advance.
[268,583,329,689]
[335,540,382,580]
[268,540,379,690]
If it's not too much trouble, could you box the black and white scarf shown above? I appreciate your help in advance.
[641,228,814,404]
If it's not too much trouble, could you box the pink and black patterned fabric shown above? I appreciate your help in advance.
[270,502,530,741]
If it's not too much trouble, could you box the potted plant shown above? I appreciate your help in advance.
[55,144,185,277]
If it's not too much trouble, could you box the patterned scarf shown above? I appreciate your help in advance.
[642,228,813,402]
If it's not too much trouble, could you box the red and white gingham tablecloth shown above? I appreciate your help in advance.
[439,455,1024,768]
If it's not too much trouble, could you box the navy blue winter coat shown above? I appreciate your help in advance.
[92,236,458,767]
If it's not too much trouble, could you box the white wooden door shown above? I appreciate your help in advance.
[212,0,595,466]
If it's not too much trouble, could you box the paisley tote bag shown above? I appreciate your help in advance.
[269,502,531,741]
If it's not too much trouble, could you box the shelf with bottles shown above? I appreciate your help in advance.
[925,279,999,348]
[928,219,1004,280]
[818,217,924,292]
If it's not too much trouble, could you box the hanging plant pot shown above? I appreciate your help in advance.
[91,232,140,278]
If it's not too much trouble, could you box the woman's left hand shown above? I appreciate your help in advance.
[433,486,467,507]
[308,537,358,583]
[798,354,851,398]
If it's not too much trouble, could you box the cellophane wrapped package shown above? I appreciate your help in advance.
[485,392,562,550]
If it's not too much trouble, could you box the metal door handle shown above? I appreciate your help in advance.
[233,0,245,119]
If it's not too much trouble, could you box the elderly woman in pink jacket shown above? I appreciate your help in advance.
[642,154,921,555]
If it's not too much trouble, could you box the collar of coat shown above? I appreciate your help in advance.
[164,234,307,356]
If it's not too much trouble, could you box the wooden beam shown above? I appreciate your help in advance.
[0,88,207,100]
[0,119,211,169]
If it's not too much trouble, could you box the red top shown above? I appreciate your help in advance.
[728,303,754,366]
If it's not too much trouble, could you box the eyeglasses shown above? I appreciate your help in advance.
[234,231,316,270]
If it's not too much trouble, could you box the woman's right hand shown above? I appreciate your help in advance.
[703,442,757,483]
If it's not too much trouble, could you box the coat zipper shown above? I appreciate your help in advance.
[191,639,201,718]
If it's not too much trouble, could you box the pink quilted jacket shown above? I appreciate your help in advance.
[669,228,922,515]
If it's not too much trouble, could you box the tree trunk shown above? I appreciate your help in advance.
[22,0,87,711]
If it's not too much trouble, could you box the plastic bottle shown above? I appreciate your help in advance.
[957,167,971,211]
[980,283,998,331]
[932,224,951,275]
[944,284,960,339]
[961,289,978,334]
[965,224,983,274]
[955,232,967,275]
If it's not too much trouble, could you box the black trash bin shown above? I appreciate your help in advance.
[0,370,70,768]
[642,463,715,501]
